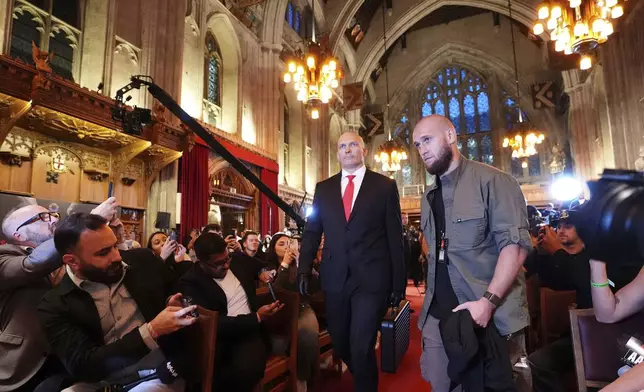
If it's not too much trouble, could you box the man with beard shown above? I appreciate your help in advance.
[38,213,198,391]
[0,199,117,392]
[413,115,532,391]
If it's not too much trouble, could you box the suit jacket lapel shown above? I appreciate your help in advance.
[347,169,372,225]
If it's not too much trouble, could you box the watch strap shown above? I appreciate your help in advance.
[483,291,502,307]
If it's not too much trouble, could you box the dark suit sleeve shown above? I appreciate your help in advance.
[299,183,324,276]
[177,275,261,340]
[385,180,405,293]
[37,295,150,382]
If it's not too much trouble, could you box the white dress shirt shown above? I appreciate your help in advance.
[341,165,367,212]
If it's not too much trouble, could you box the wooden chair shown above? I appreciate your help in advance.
[540,287,577,345]
[185,306,218,392]
[256,287,300,392]
[570,309,644,391]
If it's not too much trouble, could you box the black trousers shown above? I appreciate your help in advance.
[214,330,268,392]
[527,336,574,392]
[325,285,389,392]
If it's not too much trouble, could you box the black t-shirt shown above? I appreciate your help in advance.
[428,177,460,320]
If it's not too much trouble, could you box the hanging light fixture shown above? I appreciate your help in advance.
[282,0,343,119]
[503,0,545,162]
[373,0,407,174]
[532,0,625,69]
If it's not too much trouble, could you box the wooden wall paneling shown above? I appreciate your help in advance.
[0,160,32,193]
[30,149,82,203]
[79,174,109,203]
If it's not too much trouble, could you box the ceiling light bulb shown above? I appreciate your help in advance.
[574,22,588,37]
[288,62,296,73]
[569,0,581,7]
[592,18,605,34]
[521,161,528,169]
[329,60,337,71]
[604,21,614,35]
[311,108,320,119]
[306,56,315,68]
[580,55,592,70]
[297,65,305,74]
[293,73,301,82]
[611,5,623,18]
[551,5,562,18]
[533,22,545,35]
[297,89,306,101]
[538,4,550,19]
[606,0,617,7]
[322,64,329,73]
[283,73,291,83]
[555,39,565,52]
[331,79,339,88]
[547,18,557,30]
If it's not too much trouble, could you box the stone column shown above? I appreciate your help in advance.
[0,0,15,55]
[80,0,111,91]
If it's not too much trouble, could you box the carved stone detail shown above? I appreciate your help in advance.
[114,36,141,65]
[123,160,145,179]
[111,140,151,180]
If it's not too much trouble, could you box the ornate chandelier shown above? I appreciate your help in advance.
[504,0,545,162]
[503,123,546,159]
[283,44,343,120]
[282,0,343,119]
[373,0,407,174]
[533,0,625,70]
[374,139,408,173]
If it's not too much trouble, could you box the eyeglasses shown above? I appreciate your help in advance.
[202,254,230,268]
[15,212,60,233]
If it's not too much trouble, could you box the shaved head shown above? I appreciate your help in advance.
[336,131,367,172]
[2,204,56,246]
[413,115,460,177]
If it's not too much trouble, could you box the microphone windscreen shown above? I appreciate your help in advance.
[156,361,180,384]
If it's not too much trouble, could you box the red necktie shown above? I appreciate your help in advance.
[343,175,356,221]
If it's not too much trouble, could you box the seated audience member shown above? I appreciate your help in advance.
[0,199,117,392]
[524,211,640,392]
[588,260,644,392]
[177,233,281,392]
[147,231,192,281]
[241,230,265,260]
[267,233,320,392]
[38,213,198,391]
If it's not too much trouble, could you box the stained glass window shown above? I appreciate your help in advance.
[464,94,475,134]
[449,96,460,133]
[481,135,493,165]
[401,115,408,124]
[294,11,301,33]
[205,33,222,107]
[286,2,294,28]
[502,90,529,131]
[528,155,541,177]
[420,66,494,165]
[467,138,478,161]
[402,163,412,185]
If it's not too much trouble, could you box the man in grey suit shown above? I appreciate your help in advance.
[0,198,117,391]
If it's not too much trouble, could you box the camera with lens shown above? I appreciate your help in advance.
[569,169,644,265]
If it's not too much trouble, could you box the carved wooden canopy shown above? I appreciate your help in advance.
[209,167,255,209]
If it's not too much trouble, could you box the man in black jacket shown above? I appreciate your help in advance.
[177,233,283,392]
[38,213,198,391]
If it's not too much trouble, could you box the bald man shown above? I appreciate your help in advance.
[0,199,118,391]
[413,115,531,391]
[298,131,404,392]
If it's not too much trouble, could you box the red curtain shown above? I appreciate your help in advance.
[260,168,279,236]
[180,144,209,243]
[194,135,279,173]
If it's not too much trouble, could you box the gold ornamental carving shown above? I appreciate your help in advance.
[145,150,182,189]
[0,100,33,147]
[123,160,144,179]
[110,140,151,181]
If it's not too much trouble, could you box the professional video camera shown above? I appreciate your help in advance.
[570,169,644,265]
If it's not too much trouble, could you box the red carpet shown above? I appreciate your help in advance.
[318,283,431,391]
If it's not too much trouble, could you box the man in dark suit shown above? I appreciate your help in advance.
[38,213,198,391]
[177,233,283,392]
[298,131,405,392]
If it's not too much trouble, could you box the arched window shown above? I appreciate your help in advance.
[204,32,222,107]
[10,0,80,80]
[294,10,301,34]
[421,66,493,165]
[286,2,294,28]
[502,90,541,178]
[393,108,412,186]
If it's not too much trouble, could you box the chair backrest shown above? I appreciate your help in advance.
[256,286,300,389]
[570,309,644,392]
[540,287,576,345]
[187,306,218,392]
